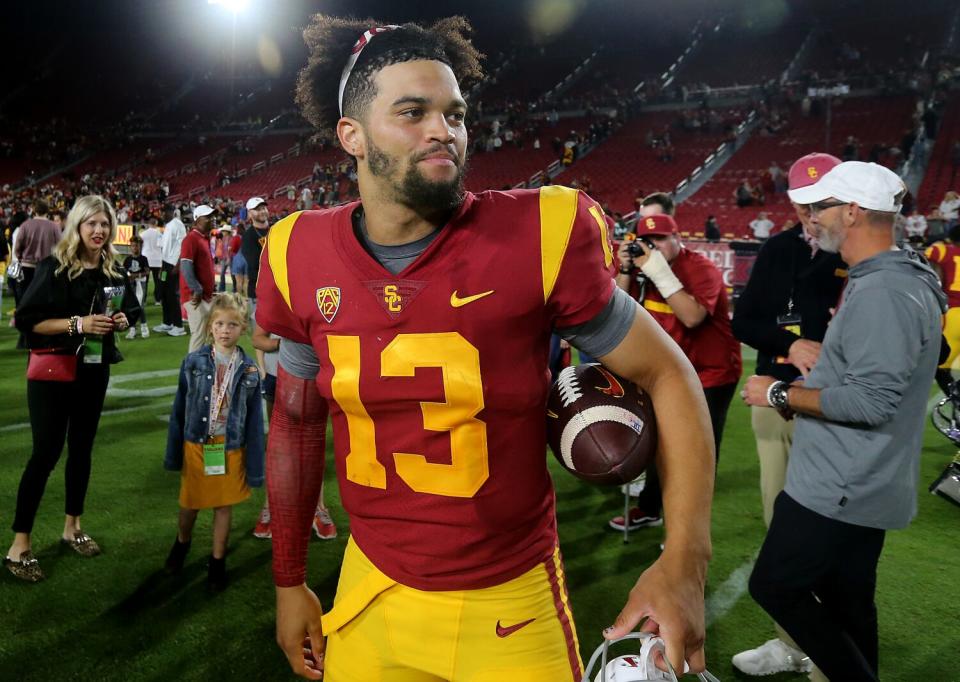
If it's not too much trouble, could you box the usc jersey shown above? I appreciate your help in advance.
[257,186,616,591]
[925,241,960,309]
[630,248,741,388]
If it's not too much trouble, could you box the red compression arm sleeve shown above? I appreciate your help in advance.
[268,364,329,587]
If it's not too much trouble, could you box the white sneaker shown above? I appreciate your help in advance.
[167,327,187,337]
[152,323,172,332]
[126,328,137,340]
[140,324,150,338]
[732,639,812,676]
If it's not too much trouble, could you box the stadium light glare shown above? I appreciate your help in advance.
[208,0,250,13]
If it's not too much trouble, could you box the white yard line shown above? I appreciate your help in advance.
[0,403,168,433]
[705,554,758,627]
[107,368,180,397]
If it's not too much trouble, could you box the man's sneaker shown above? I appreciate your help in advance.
[312,508,337,540]
[140,324,150,338]
[167,327,187,337]
[608,507,663,531]
[253,505,271,539]
[152,323,172,333]
[126,328,137,340]
[732,639,813,676]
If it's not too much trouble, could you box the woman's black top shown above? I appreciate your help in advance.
[15,255,142,364]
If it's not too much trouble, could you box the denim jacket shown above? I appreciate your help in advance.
[164,344,265,486]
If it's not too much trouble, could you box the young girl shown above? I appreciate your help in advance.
[163,293,264,590]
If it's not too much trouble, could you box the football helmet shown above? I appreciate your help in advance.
[583,633,721,682]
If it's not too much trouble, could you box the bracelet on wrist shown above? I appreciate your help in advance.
[67,316,80,336]
[76,316,84,335]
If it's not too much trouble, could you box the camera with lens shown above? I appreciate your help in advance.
[626,236,656,257]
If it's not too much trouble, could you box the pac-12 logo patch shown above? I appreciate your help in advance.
[316,287,341,323]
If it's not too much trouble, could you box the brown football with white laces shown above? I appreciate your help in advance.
[546,363,657,485]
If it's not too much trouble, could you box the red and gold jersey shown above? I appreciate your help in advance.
[257,187,616,591]
[925,241,960,309]
[631,248,741,388]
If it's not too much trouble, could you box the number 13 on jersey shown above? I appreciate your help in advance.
[327,332,490,498]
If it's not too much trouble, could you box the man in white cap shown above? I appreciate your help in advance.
[240,197,270,320]
[156,204,187,336]
[742,162,947,681]
[180,205,218,351]
[731,152,845,680]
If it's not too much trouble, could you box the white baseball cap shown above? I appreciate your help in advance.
[246,197,267,210]
[193,204,216,220]
[789,161,905,212]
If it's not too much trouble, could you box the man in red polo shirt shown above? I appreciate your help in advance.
[180,205,217,352]
[610,212,742,529]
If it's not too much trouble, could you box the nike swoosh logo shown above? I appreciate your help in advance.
[496,618,536,638]
[450,289,495,307]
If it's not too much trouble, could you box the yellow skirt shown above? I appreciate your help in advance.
[179,436,250,510]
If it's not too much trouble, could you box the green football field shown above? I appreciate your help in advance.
[1,312,958,681]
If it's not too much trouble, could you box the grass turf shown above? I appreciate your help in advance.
[0,317,958,681]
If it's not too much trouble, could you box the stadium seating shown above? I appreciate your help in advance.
[678,23,806,87]
[677,95,917,238]
[557,109,744,214]
[916,93,960,213]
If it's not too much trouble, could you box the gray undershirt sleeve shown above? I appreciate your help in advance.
[179,259,201,294]
[278,339,320,380]
[556,287,637,359]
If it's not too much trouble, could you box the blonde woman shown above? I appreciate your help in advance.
[4,195,141,582]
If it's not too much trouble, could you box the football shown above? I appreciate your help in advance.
[546,364,658,485]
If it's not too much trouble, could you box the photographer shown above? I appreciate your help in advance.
[609,213,741,531]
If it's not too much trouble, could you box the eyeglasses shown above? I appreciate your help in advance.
[809,200,850,216]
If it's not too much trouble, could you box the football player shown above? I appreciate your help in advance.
[259,15,715,681]
[925,223,960,394]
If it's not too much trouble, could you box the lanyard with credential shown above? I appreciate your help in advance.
[208,348,239,438]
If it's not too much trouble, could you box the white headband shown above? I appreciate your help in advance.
[338,25,400,116]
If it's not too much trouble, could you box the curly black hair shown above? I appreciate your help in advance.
[296,15,485,134]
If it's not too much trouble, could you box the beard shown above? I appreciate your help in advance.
[817,227,843,253]
[367,137,466,213]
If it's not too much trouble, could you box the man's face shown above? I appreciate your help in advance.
[196,215,214,233]
[250,204,269,225]
[358,60,468,212]
[809,200,847,254]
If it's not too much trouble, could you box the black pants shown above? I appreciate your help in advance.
[160,262,182,328]
[150,266,163,303]
[634,381,736,515]
[749,492,885,682]
[12,363,111,533]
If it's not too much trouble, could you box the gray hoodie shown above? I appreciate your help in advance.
[784,249,947,529]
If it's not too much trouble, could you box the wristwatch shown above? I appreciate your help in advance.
[766,381,790,410]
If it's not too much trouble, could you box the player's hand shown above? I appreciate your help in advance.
[604,550,707,674]
[741,374,776,407]
[82,314,115,335]
[276,584,325,679]
[617,240,634,271]
[787,339,821,377]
